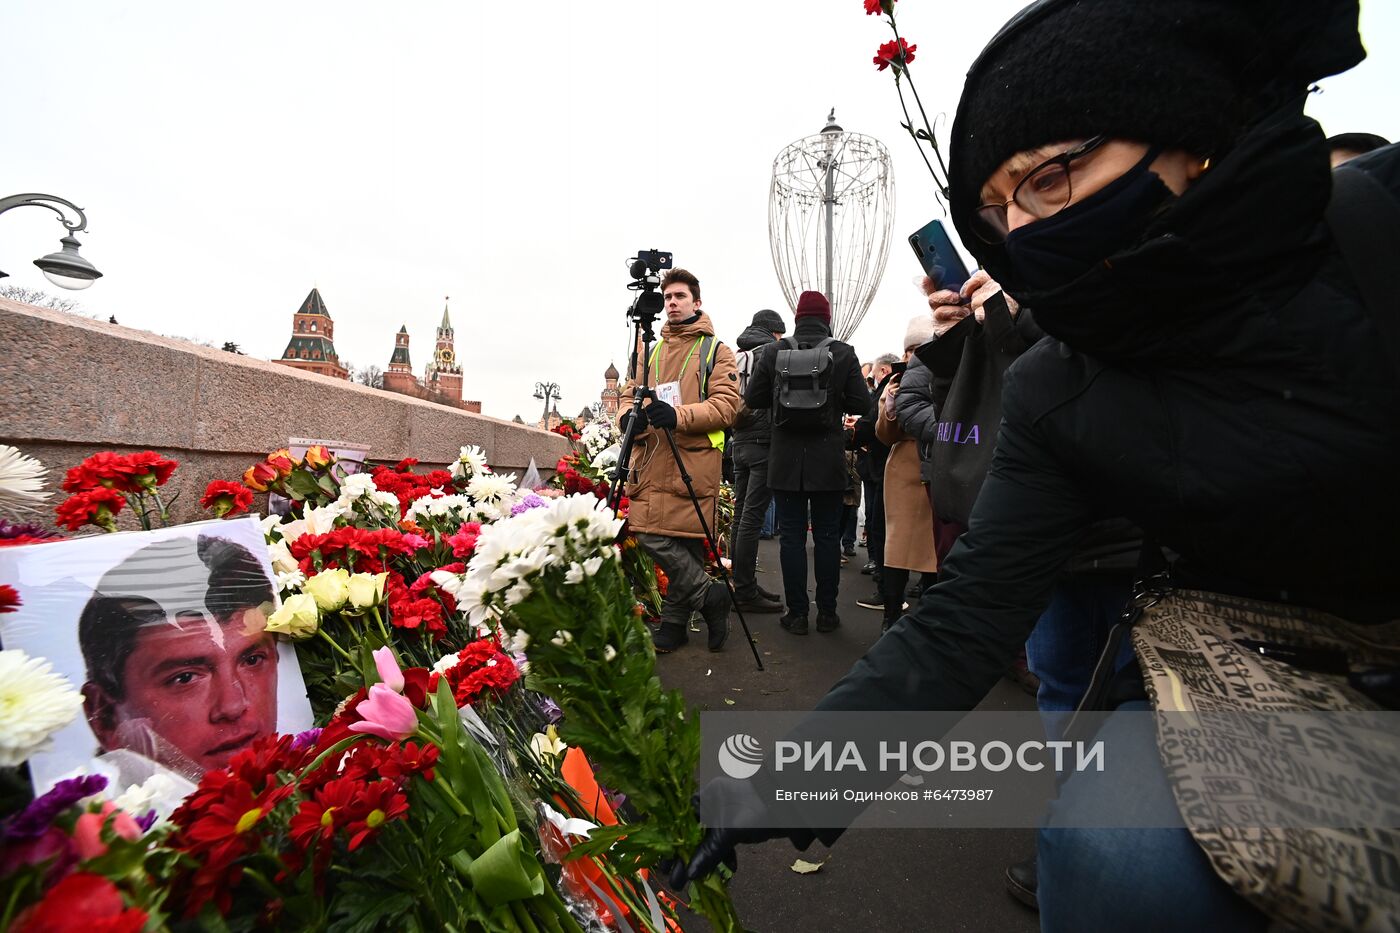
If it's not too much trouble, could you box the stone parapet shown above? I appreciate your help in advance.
[0,299,569,529]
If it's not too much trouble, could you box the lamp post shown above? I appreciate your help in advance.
[0,193,104,290]
[533,381,561,428]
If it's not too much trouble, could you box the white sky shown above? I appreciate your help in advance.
[3,1,1397,423]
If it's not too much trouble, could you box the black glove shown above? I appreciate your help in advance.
[664,776,813,891]
[619,409,638,437]
[644,398,677,431]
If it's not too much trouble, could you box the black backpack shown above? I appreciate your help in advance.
[772,336,837,431]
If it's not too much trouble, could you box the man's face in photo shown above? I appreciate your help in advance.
[664,283,699,324]
[86,607,278,775]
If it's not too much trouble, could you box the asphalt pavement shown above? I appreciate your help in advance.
[654,538,1041,933]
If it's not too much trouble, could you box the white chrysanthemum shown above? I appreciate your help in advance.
[579,421,618,459]
[451,445,491,480]
[564,563,585,585]
[506,630,530,654]
[603,644,617,662]
[582,555,605,577]
[467,471,517,505]
[0,649,84,767]
[0,445,50,514]
[276,569,307,592]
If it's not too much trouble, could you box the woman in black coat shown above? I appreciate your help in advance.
[681,1,1400,928]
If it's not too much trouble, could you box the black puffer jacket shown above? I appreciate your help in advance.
[819,110,1400,715]
[731,323,779,451]
[746,318,871,492]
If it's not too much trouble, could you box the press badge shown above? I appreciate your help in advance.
[655,381,682,407]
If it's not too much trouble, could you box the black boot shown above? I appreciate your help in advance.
[779,609,808,635]
[652,621,688,653]
[700,584,730,651]
[1004,856,1038,911]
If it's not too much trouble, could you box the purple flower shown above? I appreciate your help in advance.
[0,518,59,540]
[290,727,323,751]
[135,810,159,832]
[538,696,563,725]
[5,774,108,840]
[511,494,547,516]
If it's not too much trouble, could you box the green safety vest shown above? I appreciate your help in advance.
[648,335,727,452]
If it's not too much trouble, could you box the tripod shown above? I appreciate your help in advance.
[609,297,764,672]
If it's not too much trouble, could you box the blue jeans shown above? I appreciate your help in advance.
[761,499,777,537]
[1026,577,1135,719]
[772,490,844,615]
[1038,702,1269,932]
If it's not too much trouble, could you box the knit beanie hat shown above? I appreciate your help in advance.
[794,291,831,323]
[903,314,936,352]
[947,0,1365,249]
[751,308,787,333]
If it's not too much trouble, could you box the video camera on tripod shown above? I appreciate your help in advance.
[625,249,673,327]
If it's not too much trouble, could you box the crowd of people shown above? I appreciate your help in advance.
[614,0,1398,928]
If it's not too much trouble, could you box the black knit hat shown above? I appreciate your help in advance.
[948,0,1365,255]
[751,308,786,333]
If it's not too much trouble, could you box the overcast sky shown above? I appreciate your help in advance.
[3,1,1396,425]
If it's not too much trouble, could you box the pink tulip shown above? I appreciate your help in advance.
[373,646,405,693]
[349,684,418,741]
[74,803,141,860]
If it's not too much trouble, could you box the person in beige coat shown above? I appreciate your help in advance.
[874,315,939,632]
[617,268,741,653]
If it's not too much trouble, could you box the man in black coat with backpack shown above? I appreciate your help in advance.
[745,291,871,635]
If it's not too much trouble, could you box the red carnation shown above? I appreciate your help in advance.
[864,0,890,14]
[0,584,19,614]
[873,37,916,72]
[393,458,419,472]
[61,451,139,493]
[124,450,178,488]
[200,479,255,518]
[54,486,127,532]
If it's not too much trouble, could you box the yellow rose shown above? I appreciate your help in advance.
[265,593,320,638]
[347,572,388,609]
[303,568,350,612]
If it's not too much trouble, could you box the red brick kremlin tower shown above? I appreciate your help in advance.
[424,299,463,402]
[383,324,415,395]
[275,287,349,379]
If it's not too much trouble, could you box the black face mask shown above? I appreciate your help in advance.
[1004,146,1172,293]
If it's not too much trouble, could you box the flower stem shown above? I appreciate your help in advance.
[317,628,355,662]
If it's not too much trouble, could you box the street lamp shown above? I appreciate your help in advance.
[0,193,103,290]
[533,381,561,428]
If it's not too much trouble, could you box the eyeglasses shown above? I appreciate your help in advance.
[971,136,1108,244]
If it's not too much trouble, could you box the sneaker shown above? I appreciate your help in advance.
[816,610,840,633]
[779,609,809,635]
[733,592,784,614]
[700,585,730,652]
[860,561,876,575]
[855,591,884,610]
[652,621,688,653]
[1005,856,1038,911]
[839,555,850,566]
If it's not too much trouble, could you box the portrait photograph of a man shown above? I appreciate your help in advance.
[0,516,313,801]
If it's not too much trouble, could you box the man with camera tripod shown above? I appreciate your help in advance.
[618,268,742,653]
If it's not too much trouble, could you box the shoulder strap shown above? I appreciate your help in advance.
[698,335,719,397]
[1326,166,1400,372]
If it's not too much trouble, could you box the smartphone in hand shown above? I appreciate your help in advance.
[909,219,971,295]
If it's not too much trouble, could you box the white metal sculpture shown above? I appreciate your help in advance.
[769,110,895,341]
